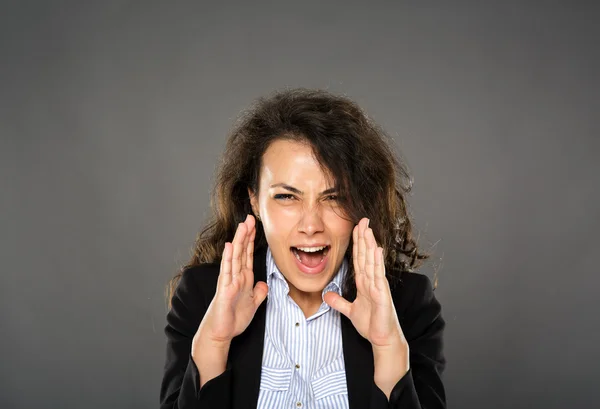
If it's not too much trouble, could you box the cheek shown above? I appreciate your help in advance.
[263,202,297,236]
[329,218,354,247]
[265,196,308,218]
[341,222,355,247]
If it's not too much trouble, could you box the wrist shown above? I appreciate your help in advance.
[372,332,407,357]
[373,337,409,371]
[193,333,231,361]
[192,335,231,388]
[372,338,409,399]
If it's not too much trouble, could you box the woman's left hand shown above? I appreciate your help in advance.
[325,217,405,347]
[324,218,409,395]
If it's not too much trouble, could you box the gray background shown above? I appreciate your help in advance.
[1,1,598,408]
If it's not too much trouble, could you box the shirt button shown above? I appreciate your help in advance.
[295,363,300,369]
[295,322,300,327]
[296,402,302,407]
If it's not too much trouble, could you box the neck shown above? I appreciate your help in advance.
[288,287,323,318]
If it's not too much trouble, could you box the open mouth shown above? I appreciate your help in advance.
[291,245,330,269]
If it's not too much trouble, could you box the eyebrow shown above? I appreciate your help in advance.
[269,183,338,195]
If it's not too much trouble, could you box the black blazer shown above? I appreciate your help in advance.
[160,247,446,409]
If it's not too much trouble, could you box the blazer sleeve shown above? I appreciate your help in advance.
[371,273,447,409]
[159,267,233,409]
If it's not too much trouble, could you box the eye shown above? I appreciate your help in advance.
[274,193,296,201]
[325,194,339,201]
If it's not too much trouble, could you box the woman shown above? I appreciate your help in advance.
[160,89,446,408]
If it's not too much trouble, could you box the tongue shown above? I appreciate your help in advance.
[296,249,323,268]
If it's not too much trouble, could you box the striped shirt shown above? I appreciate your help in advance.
[256,248,350,409]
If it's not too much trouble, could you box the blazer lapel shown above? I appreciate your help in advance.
[342,313,374,409]
[228,247,268,409]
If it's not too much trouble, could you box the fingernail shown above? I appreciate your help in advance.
[366,218,370,227]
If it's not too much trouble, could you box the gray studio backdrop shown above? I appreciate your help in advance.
[1,2,598,408]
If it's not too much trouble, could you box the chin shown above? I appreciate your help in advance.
[286,277,329,296]
[289,264,339,292]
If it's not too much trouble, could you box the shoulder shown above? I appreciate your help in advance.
[175,262,221,306]
[390,271,436,308]
[391,272,444,341]
[166,263,221,336]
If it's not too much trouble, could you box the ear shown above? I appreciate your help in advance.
[248,187,259,216]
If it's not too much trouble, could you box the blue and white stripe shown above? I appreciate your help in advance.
[257,248,350,409]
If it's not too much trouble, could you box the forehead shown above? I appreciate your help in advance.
[260,139,330,181]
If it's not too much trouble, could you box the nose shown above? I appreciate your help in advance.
[297,206,325,235]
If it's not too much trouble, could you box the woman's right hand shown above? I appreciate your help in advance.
[191,214,268,377]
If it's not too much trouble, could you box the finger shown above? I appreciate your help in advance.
[246,216,256,272]
[219,242,233,287]
[231,223,247,281]
[242,226,257,292]
[240,216,250,274]
[324,292,352,318]
[252,281,269,309]
[357,218,368,276]
[365,227,376,283]
[352,225,359,273]
[356,220,371,295]
[374,246,386,291]
[353,225,367,296]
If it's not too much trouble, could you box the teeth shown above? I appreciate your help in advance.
[292,247,328,264]
[295,246,326,252]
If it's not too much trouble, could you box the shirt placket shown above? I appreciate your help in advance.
[289,300,311,409]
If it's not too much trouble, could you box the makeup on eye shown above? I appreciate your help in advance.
[272,193,340,202]
[273,193,296,201]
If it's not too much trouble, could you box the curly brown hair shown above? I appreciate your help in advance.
[167,88,433,307]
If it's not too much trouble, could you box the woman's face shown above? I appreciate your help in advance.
[249,139,354,299]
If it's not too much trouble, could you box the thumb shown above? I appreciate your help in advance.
[324,291,352,318]
[252,281,268,309]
